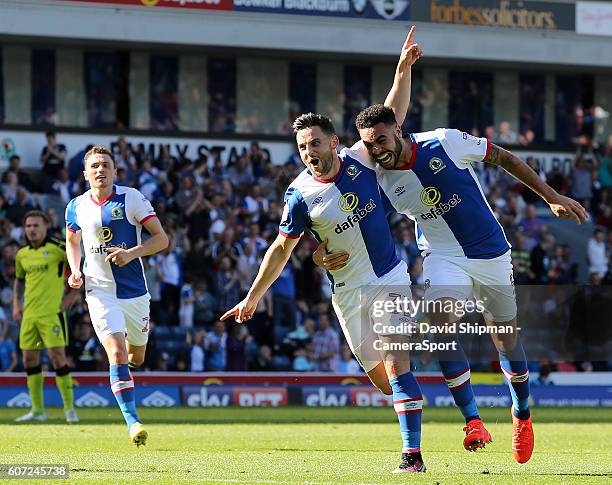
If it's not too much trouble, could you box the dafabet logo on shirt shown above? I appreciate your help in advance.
[418,187,461,221]
[334,197,377,235]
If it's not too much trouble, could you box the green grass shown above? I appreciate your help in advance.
[0,407,611,484]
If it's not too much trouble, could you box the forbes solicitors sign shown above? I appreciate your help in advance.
[412,0,575,30]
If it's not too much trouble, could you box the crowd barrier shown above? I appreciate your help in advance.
[0,373,609,408]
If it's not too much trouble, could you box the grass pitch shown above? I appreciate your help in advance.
[1,407,611,484]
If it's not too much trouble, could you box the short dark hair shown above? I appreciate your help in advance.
[45,130,56,139]
[355,104,397,131]
[23,210,49,226]
[9,154,20,162]
[84,145,116,167]
[292,113,336,137]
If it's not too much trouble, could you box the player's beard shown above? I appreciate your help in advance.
[309,148,334,178]
[375,135,403,170]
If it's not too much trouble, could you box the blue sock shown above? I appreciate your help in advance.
[437,337,480,422]
[390,372,423,454]
[109,364,140,429]
[498,340,530,420]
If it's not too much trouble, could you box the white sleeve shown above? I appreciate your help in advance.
[340,141,376,170]
[127,188,156,225]
[438,128,490,164]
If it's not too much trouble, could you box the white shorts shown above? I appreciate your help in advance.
[86,287,151,346]
[332,261,413,373]
[423,250,517,322]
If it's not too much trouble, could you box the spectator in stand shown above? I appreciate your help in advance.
[188,329,206,372]
[293,341,315,372]
[248,142,266,177]
[226,323,249,371]
[337,343,360,374]
[249,344,275,371]
[271,254,299,332]
[518,204,545,251]
[143,256,162,324]
[40,131,66,186]
[212,227,243,267]
[227,154,254,188]
[51,168,74,205]
[511,232,532,285]
[0,309,17,371]
[174,175,196,213]
[137,158,159,200]
[1,155,35,192]
[6,188,36,227]
[113,136,137,178]
[206,321,228,371]
[179,275,195,328]
[496,121,518,145]
[570,153,594,210]
[549,243,576,284]
[193,280,217,327]
[241,185,269,223]
[484,125,496,141]
[68,321,99,372]
[530,233,555,284]
[587,228,608,278]
[242,223,268,255]
[213,256,241,315]
[311,313,339,372]
[594,139,612,199]
[157,240,182,325]
[519,129,535,147]
[1,172,20,201]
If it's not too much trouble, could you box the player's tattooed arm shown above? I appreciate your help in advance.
[12,278,25,322]
[484,144,589,224]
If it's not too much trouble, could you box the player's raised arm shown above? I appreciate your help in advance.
[484,143,589,224]
[384,25,423,128]
[221,233,300,323]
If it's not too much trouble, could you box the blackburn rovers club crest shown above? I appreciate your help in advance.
[346,164,362,180]
[351,0,367,14]
[429,157,446,174]
[111,206,124,220]
[370,0,409,20]
[0,138,15,163]
[43,251,49,258]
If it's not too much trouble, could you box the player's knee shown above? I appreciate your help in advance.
[108,349,128,364]
[128,356,144,368]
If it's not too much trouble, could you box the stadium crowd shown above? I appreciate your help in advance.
[0,127,611,375]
